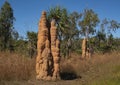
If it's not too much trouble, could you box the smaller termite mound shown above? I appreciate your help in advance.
[82,38,92,59]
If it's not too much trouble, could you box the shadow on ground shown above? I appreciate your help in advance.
[60,72,81,80]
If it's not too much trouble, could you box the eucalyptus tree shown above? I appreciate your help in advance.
[79,9,99,39]
[96,22,106,48]
[62,12,81,57]
[78,8,99,51]
[101,18,120,45]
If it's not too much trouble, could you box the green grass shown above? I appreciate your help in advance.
[88,53,120,85]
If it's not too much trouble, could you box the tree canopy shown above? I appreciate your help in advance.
[0,2,120,56]
[0,1,15,51]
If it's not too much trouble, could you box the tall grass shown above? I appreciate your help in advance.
[0,51,120,85]
[0,52,35,81]
[60,52,120,85]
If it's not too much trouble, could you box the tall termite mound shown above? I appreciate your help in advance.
[50,20,61,80]
[36,11,60,81]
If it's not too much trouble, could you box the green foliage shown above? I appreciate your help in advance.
[47,7,120,56]
[61,12,81,57]
[79,9,100,38]
[47,6,69,41]
[47,6,81,57]
[0,1,119,56]
[14,38,28,55]
[101,19,120,36]
[27,31,37,58]
[94,19,120,53]
[0,1,15,51]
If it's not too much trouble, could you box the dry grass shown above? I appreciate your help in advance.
[0,51,120,85]
[60,52,120,85]
[0,52,35,81]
